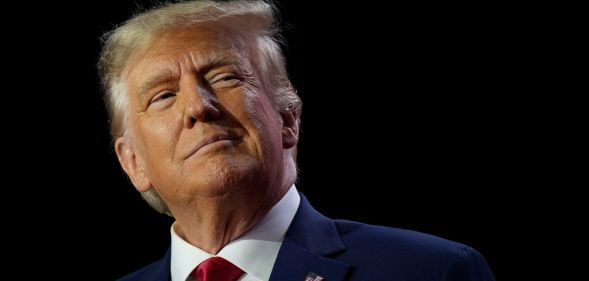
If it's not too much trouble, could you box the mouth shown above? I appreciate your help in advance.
[184,133,240,159]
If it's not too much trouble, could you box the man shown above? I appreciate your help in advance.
[98,1,495,280]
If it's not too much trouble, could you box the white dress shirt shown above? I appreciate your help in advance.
[170,185,300,281]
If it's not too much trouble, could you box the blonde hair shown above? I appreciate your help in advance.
[97,0,301,215]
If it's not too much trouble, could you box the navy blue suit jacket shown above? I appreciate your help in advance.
[118,195,495,281]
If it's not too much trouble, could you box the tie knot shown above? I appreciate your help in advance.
[192,257,244,281]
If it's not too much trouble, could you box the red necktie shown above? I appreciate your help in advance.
[191,257,244,281]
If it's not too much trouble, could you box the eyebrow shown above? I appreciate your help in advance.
[195,52,239,76]
[137,53,239,98]
[138,68,178,98]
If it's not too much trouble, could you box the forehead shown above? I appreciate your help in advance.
[124,25,250,80]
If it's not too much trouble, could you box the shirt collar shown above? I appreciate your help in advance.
[171,185,300,281]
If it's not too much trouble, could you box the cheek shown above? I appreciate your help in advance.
[136,116,182,158]
[137,120,183,187]
[241,93,284,155]
[240,90,280,131]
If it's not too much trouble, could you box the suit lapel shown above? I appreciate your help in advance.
[269,239,349,281]
[269,195,351,281]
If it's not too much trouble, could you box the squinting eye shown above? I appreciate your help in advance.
[219,75,238,81]
[210,74,241,88]
[151,92,176,103]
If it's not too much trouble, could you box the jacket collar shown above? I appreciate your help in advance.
[269,194,350,281]
[144,248,171,281]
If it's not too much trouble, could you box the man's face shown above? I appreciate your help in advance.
[116,26,294,209]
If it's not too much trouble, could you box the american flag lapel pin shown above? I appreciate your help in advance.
[304,272,324,281]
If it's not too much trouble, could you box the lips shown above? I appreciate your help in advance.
[184,133,240,159]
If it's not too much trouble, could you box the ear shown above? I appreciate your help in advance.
[115,137,152,192]
[280,110,299,149]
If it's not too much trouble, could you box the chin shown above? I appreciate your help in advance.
[194,155,261,196]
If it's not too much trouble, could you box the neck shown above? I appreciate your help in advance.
[171,184,291,254]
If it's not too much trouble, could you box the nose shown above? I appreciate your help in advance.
[183,86,221,128]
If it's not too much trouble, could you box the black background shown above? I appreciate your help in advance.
[5,0,561,279]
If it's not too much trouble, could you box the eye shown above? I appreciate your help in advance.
[209,73,242,88]
[150,91,176,104]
